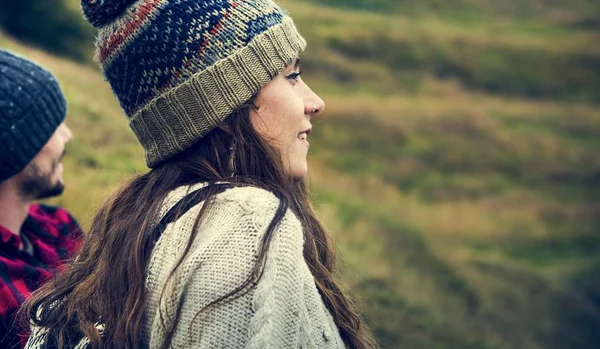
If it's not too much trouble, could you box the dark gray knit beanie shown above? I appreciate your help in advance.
[0,49,67,181]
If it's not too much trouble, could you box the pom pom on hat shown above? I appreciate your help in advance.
[81,0,136,28]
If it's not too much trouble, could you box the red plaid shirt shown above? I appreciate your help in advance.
[0,204,81,348]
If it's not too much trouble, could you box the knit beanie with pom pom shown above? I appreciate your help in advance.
[81,0,306,167]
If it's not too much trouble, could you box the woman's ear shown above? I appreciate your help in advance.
[218,123,233,135]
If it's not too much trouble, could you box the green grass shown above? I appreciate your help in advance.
[2,0,600,348]
[296,0,600,24]
[282,0,600,103]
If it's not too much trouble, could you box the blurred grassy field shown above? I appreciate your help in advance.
[1,0,600,348]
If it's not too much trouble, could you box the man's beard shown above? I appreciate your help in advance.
[19,160,65,200]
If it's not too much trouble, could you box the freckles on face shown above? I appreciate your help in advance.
[250,61,317,180]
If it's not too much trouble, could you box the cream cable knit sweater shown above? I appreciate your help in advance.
[26,184,346,348]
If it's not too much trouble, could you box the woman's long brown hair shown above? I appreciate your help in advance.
[20,100,377,348]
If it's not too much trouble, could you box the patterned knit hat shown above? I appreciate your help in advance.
[0,50,67,182]
[81,0,306,167]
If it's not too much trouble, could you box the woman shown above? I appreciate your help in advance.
[22,0,376,348]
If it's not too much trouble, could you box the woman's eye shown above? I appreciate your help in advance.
[286,70,303,82]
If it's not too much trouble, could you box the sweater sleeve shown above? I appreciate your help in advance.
[246,205,308,349]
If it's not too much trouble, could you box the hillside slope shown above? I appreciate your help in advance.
[299,0,600,24]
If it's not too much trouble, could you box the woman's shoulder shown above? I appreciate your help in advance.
[160,183,302,243]
[160,183,278,219]
[214,185,281,213]
[165,182,278,207]
[211,186,302,239]
[166,183,290,217]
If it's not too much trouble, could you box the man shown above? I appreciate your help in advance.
[0,49,81,348]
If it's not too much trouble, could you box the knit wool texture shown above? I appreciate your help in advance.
[144,185,346,348]
[81,0,307,168]
[0,50,67,181]
[25,185,347,348]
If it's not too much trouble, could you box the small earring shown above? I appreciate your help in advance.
[228,143,237,177]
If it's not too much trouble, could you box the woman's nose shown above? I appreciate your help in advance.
[312,95,325,116]
[304,87,325,116]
